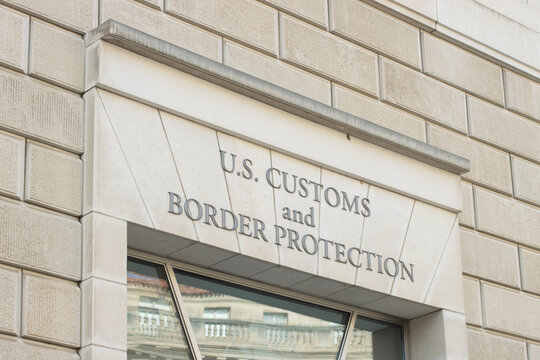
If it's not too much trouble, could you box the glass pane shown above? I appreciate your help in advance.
[174,269,349,360]
[127,257,194,360]
[345,315,403,360]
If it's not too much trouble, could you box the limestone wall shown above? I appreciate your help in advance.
[0,0,538,359]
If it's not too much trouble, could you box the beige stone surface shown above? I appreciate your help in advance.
[93,41,463,211]
[29,20,84,92]
[467,328,527,360]
[512,156,540,206]
[409,310,469,360]
[101,0,222,61]
[429,125,512,194]
[22,272,81,347]
[331,0,421,68]
[0,130,24,199]
[224,41,331,105]
[25,142,83,216]
[0,5,28,72]
[381,58,467,132]
[281,15,378,96]
[483,283,540,341]
[333,85,426,141]
[505,70,540,121]
[530,343,540,360]
[0,0,96,32]
[0,198,81,280]
[460,229,520,287]
[459,181,475,227]
[0,68,84,153]
[462,277,482,326]
[134,0,162,10]
[166,0,277,54]
[469,97,540,162]
[260,0,326,26]
[422,33,504,105]
[318,169,369,284]
[391,201,456,303]
[475,188,540,249]
[82,213,127,284]
[356,186,413,294]
[0,335,80,360]
[520,247,540,295]
[424,221,465,312]
[217,132,279,263]
[160,111,238,252]
[80,345,126,360]
[271,151,321,274]
[96,91,199,241]
[81,278,126,350]
[83,90,153,227]
[0,264,21,335]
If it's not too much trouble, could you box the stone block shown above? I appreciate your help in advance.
[81,278,126,350]
[520,247,540,295]
[428,125,512,194]
[0,68,84,153]
[101,0,222,62]
[0,5,28,72]
[25,142,82,216]
[0,335,80,360]
[381,58,467,132]
[281,15,378,96]
[462,277,482,326]
[166,0,277,54]
[0,130,24,199]
[82,213,127,284]
[460,229,520,287]
[0,0,96,33]
[80,345,126,360]
[409,310,468,360]
[22,272,81,347]
[333,85,425,141]
[259,0,326,27]
[512,156,540,206]
[422,32,504,105]
[0,264,21,335]
[459,181,475,227]
[505,70,540,121]
[475,187,540,249]
[0,198,81,280]
[331,0,421,68]
[29,20,84,92]
[467,328,527,360]
[483,283,540,341]
[469,97,540,162]
[224,41,331,105]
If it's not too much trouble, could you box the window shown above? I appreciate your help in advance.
[127,256,404,360]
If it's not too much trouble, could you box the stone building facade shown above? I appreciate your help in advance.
[0,0,539,359]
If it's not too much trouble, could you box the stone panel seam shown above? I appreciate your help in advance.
[157,109,200,243]
[95,90,156,228]
[389,200,416,294]
[268,149,281,265]
[422,215,458,302]
[214,131,241,252]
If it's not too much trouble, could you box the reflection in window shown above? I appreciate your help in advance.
[127,257,193,360]
[175,269,349,360]
[345,315,403,360]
